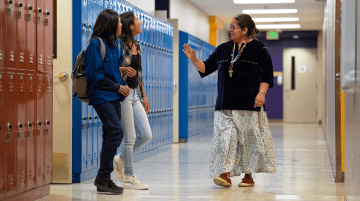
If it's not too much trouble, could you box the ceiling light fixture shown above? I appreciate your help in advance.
[256,24,301,29]
[253,17,299,22]
[242,9,298,14]
[234,0,295,4]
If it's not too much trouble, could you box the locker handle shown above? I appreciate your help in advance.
[28,122,33,127]
[82,117,87,121]
[28,5,33,11]
[46,11,50,16]
[38,8,42,13]
[18,123,23,129]
[83,23,86,27]
[88,25,92,29]
[17,3,23,8]
[54,71,69,82]
[8,0,13,5]
[88,117,92,120]
[46,121,50,125]
[8,124,12,130]
[37,121,42,126]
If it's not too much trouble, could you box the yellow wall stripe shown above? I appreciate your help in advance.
[341,91,345,172]
[209,16,217,46]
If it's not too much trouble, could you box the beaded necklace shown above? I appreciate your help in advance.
[229,39,250,77]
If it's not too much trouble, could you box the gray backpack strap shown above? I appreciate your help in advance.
[95,37,106,61]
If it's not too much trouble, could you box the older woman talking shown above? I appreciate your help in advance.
[183,14,276,187]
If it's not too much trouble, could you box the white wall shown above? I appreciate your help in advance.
[217,28,230,46]
[170,0,210,43]
[127,0,155,15]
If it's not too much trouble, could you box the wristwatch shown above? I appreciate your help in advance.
[259,89,266,95]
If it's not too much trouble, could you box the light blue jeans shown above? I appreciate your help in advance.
[120,88,152,176]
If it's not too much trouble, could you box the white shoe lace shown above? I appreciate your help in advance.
[131,175,143,185]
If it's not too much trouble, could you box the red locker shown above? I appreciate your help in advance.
[43,74,52,184]
[36,0,44,72]
[16,1,27,71]
[44,0,53,73]
[26,73,36,191]
[5,72,18,197]
[35,74,45,186]
[5,0,17,69]
[0,2,6,68]
[26,0,37,71]
[16,73,27,193]
[0,70,6,199]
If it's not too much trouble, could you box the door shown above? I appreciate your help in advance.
[283,48,317,123]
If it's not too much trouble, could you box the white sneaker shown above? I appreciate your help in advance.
[113,155,125,183]
[123,175,150,190]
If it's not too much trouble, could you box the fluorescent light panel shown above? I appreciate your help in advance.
[242,9,298,14]
[256,24,301,29]
[234,0,295,4]
[253,17,299,22]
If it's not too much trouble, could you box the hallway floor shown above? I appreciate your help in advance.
[39,123,345,201]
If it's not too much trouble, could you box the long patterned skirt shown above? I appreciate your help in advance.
[209,108,276,178]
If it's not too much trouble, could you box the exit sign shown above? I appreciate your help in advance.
[266,31,279,40]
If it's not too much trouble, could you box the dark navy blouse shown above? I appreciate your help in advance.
[199,39,274,112]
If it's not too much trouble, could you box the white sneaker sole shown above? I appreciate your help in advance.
[238,183,254,187]
[123,183,150,190]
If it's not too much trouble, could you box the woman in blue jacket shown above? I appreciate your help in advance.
[84,9,130,194]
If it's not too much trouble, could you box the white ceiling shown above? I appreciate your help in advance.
[187,0,326,31]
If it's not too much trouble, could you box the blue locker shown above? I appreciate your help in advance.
[93,111,98,168]
[81,103,88,170]
[87,106,94,169]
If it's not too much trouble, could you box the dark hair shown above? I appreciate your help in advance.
[234,14,259,38]
[90,9,119,48]
[119,11,136,47]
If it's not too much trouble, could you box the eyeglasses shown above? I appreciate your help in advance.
[228,25,238,31]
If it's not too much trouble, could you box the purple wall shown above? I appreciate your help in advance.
[258,31,318,119]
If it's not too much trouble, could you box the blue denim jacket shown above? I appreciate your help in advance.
[85,38,125,106]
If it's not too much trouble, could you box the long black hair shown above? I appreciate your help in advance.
[119,11,136,48]
[90,9,119,48]
[234,14,259,39]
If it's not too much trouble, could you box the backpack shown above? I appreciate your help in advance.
[72,37,121,103]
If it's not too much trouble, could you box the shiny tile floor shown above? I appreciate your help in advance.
[39,123,345,201]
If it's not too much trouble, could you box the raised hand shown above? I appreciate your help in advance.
[182,43,197,60]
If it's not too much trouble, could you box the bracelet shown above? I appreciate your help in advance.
[259,89,266,95]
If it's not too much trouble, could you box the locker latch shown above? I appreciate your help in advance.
[27,130,31,138]
[7,8,11,17]
[37,130,40,136]
[82,124,85,130]
[37,7,42,24]
[27,5,33,22]
[45,10,50,26]
[7,133,11,142]
[45,128,49,136]
[18,132,21,140]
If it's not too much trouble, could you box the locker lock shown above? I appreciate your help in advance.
[46,121,50,125]
[94,116,98,120]
[83,23,86,27]
[88,25,92,29]
[7,123,12,130]
[8,0,13,5]
[82,117,87,121]
[38,8,42,13]
[28,121,33,127]
[37,121,42,126]
[18,123,23,129]
[28,5,33,11]
[46,11,50,16]
[88,117,92,120]
[17,2,23,8]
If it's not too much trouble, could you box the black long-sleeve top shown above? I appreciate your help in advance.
[199,39,274,112]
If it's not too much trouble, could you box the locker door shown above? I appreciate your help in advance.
[44,0,53,73]
[81,103,87,170]
[93,112,98,168]
[87,105,93,170]
[36,0,44,72]
[16,73,27,193]
[26,0,37,71]
[0,2,6,68]
[97,121,103,167]
[5,72,18,197]
[81,0,87,51]
[0,71,6,199]
[35,74,45,186]
[5,0,17,69]
[44,74,52,184]
[25,73,36,190]
[16,1,26,71]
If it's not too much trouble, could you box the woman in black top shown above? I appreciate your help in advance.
[183,14,276,187]
[113,11,152,190]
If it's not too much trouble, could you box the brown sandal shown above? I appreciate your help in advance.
[213,173,232,187]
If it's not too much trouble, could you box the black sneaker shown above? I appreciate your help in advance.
[94,177,123,194]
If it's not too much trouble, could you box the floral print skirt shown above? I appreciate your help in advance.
[210,108,276,178]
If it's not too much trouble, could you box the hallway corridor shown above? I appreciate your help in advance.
[40,123,345,201]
